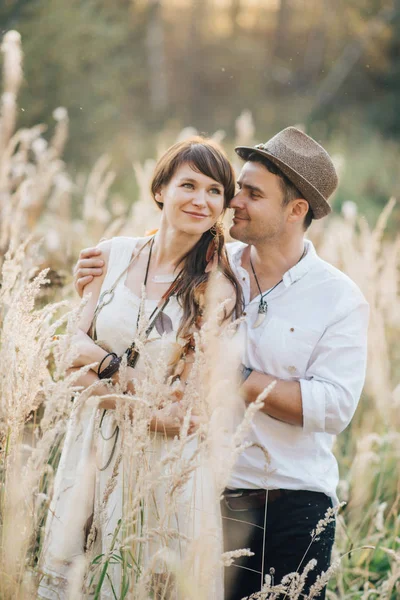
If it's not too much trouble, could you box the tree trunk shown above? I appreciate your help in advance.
[230,0,241,37]
[186,0,207,123]
[273,0,291,60]
[146,0,168,113]
[300,0,330,87]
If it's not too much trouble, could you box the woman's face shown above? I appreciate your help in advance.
[155,163,225,236]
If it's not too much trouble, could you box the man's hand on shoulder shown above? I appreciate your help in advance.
[73,239,109,297]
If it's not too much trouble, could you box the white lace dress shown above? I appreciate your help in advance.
[39,236,223,600]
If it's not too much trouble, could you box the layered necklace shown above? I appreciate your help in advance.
[94,236,183,472]
[91,236,183,367]
[126,236,183,367]
[249,246,306,329]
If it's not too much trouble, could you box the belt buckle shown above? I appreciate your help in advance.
[224,490,244,498]
[224,497,250,512]
[223,490,250,512]
[223,489,264,512]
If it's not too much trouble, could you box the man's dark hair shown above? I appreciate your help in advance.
[246,152,314,230]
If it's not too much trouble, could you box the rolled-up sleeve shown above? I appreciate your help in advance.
[300,298,369,435]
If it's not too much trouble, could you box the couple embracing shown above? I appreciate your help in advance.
[41,127,369,599]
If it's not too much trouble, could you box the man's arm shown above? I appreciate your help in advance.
[73,246,105,297]
[241,299,369,434]
[242,373,303,426]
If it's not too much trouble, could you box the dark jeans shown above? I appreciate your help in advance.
[221,489,336,600]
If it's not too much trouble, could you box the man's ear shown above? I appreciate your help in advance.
[288,199,309,223]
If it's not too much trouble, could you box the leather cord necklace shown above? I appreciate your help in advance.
[249,246,306,329]
[96,236,183,471]
[125,236,183,368]
[90,237,153,341]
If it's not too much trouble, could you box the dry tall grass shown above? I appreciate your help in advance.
[0,30,399,599]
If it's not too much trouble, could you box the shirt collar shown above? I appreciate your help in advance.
[229,238,318,287]
[282,239,317,287]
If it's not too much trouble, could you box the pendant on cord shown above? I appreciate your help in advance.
[126,344,139,368]
[253,299,268,329]
[154,311,174,335]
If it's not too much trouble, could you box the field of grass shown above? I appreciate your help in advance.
[0,30,399,599]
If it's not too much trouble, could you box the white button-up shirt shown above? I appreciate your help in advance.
[227,239,369,504]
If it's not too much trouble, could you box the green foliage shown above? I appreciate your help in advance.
[0,0,398,227]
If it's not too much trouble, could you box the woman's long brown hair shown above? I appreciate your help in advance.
[151,136,243,338]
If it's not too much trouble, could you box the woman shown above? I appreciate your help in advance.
[39,137,242,599]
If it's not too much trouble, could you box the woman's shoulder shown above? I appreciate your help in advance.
[96,236,150,262]
[96,235,143,251]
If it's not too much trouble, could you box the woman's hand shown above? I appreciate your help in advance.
[67,367,109,396]
[109,364,137,395]
[150,402,199,437]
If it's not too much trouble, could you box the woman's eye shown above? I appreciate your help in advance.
[210,188,222,195]
[182,183,194,189]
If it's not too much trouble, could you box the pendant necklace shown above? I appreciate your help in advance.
[249,246,306,329]
[96,236,182,472]
[125,237,183,367]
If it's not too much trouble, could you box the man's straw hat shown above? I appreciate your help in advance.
[235,127,338,219]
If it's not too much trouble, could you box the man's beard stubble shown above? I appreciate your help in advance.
[229,220,283,246]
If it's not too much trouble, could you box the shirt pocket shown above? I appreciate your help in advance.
[255,316,322,379]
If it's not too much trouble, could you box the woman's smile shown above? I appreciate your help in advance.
[182,209,210,219]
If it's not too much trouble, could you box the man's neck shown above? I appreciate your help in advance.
[244,236,306,284]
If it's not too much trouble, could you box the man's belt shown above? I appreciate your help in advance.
[222,488,295,510]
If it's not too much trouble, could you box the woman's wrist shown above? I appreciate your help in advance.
[126,379,135,394]
[109,369,136,395]
[149,415,158,433]
[98,353,121,380]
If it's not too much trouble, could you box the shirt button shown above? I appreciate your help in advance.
[243,312,247,316]
[242,277,246,281]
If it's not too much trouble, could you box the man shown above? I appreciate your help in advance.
[74,127,369,599]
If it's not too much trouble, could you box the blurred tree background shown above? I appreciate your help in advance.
[1,0,400,227]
